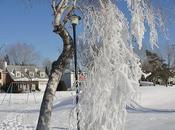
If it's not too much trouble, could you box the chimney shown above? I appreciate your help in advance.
[3,61,7,70]
[25,68,28,73]
[35,68,38,72]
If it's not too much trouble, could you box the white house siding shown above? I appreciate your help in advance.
[169,77,175,84]
[70,72,75,88]
[61,71,86,89]
[61,72,75,89]
[0,73,3,86]
[38,80,48,92]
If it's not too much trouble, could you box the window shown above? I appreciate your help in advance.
[29,72,34,77]
[24,68,28,72]
[16,72,21,77]
[35,68,38,72]
[40,72,45,78]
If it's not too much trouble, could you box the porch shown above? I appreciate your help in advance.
[6,81,39,93]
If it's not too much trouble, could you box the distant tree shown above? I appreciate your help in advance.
[143,50,162,72]
[42,58,52,75]
[165,44,175,68]
[6,43,39,65]
[142,50,173,85]
[4,54,10,65]
[0,44,7,69]
[159,63,174,86]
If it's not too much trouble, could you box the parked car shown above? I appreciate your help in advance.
[139,81,154,86]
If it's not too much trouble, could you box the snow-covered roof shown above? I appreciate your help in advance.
[6,65,48,82]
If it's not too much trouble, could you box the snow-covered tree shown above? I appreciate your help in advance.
[75,0,166,130]
[42,58,52,75]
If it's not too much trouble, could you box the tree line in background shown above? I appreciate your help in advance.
[141,50,174,86]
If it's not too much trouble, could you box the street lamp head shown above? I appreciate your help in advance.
[69,14,81,25]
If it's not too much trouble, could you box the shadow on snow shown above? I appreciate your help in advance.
[127,100,175,113]
[0,96,75,113]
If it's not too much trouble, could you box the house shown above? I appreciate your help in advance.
[0,60,87,92]
[168,77,175,85]
[0,62,48,92]
[0,68,7,87]
[58,69,87,90]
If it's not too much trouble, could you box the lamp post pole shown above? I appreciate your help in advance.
[70,14,81,130]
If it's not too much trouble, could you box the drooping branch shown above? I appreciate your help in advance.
[73,0,77,6]
[36,0,75,129]
[99,0,110,8]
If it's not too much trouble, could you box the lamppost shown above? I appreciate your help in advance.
[69,14,81,130]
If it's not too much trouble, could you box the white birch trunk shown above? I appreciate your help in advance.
[36,24,74,130]
[36,0,74,129]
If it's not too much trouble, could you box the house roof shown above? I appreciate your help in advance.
[6,65,48,82]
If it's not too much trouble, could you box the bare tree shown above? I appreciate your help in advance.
[0,44,7,68]
[165,43,175,68]
[6,43,39,65]
[36,0,74,129]
[42,58,52,75]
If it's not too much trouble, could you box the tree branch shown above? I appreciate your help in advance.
[99,0,110,8]
[54,0,68,26]
[51,0,57,15]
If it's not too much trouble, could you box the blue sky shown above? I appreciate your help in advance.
[0,0,61,61]
[0,0,175,62]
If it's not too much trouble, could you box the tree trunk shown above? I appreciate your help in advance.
[36,24,74,130]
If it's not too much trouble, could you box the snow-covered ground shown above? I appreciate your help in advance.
[0,91,76,130]
[125,86,175,130]
[0,86,175,130]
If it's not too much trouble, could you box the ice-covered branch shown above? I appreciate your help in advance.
[127,0,158,49]
[99,0,110,8]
